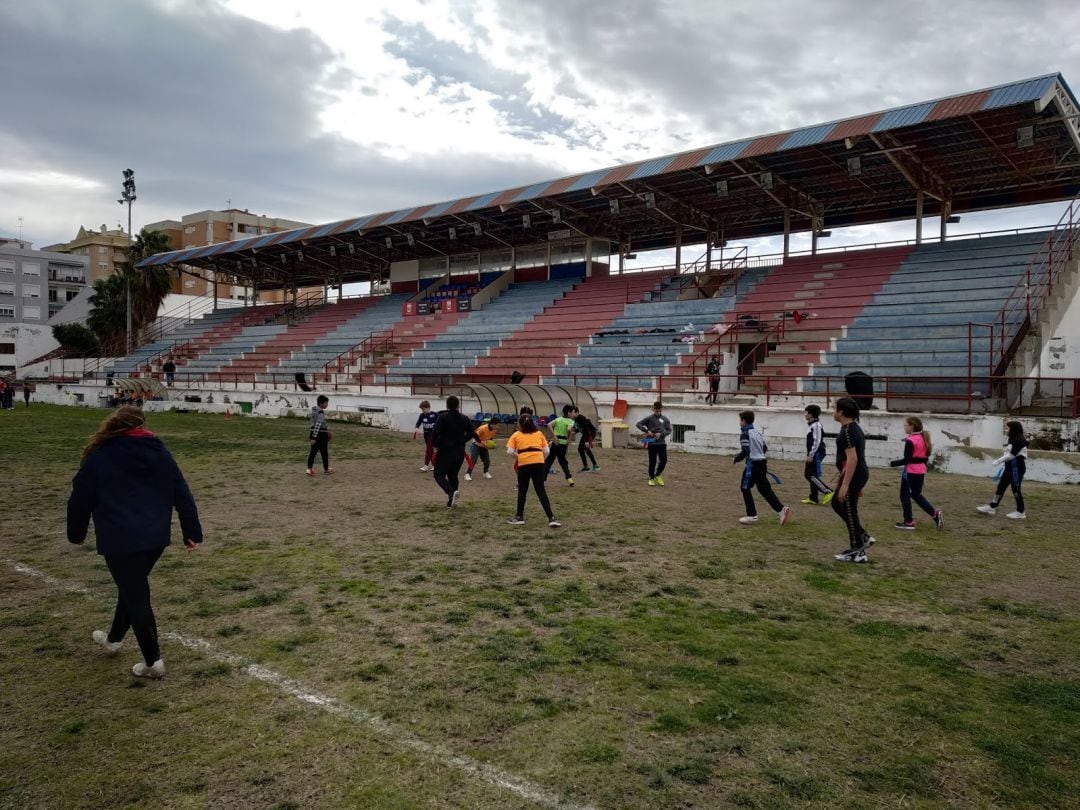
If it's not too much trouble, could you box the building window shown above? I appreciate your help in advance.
[0,342,14,353]
[0,281,13,296]
[0,305,15,317]
[99,246,109,256]
[0,260,14,274]
[49,289,58,302]
[22,262,40,276]
[23,284,40,298]
[66,290,79,301]
[98,262,109,270]
[23,305,41,319]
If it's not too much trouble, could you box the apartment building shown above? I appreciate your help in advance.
[0,239,89,373]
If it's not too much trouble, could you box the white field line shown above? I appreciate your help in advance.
[4,558,597,810]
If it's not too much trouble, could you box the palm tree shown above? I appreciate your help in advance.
[87,274,129,349]
[121,229,176,330]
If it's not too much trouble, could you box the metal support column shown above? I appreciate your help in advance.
[782,209,791,259]
[915,190,924,244]
[674,224,682,273]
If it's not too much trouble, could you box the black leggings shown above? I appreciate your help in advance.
[741,460,784,517]
[434,449,466,500]
[545,443,572,479]
[516,463,554,520]
[469,444,490,473]
[578,435,597,468]
[832,470,870,550]
[104,548,165,666]
[647,444,667,478]
[900,473,936,522]
[991,458,1025,513]
[306,433,329,470]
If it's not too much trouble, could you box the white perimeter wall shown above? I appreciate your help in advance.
[32,383,1080,484]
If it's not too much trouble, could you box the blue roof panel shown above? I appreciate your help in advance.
[565,169,612,193]
[696,140,752,166]
[465,191,503,211]
[510,181,553,203]
[627,156,676,180]
[780,123,835,151]
[982,75,1057,110]
[872,102,937,132]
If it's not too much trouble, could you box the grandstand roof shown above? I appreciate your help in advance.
[142,73,1080,288]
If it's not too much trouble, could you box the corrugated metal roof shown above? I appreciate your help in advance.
[780,123,836,151]
[982,74,1057,110]
[141,73,1077,268]
[872,101,937,132]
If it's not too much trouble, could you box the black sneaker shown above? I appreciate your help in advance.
[862,533,876,547]
[834,548,857,561]
[547,517,561,528]
[837,549,868,564]
[506,517,525,525]
[894,521,916,531]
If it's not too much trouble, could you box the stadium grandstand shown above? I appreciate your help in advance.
[101,72,1080,415]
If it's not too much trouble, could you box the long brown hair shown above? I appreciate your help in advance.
[905,416,932,455]
[81,406,147,464]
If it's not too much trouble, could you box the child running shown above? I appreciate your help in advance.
[544,405,577,486]
[571,406,599,472]
[414,400,438,471]
[636,401,671,486]
[506,413,560,527]
[802,404,833,505]
[305,395,333,476]
[431,396,478,508]
[466,416,499,481]
[733,410,791,525]
[830,397,874,563]
[890,416,944,531]
[977,420,1029,519]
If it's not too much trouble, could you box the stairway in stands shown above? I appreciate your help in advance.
[467,271,673,382]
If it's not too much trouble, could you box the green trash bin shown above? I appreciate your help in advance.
[236,401,253,414]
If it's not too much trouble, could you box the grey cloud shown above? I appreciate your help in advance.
[0,0,565,246]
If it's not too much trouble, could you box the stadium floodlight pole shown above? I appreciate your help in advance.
[118,169,136,353]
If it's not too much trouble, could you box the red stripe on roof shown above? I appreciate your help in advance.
[740,132,789,158]
[262,231,293,247]
[540,175,583,196]
[663,147,713,173]
[330,217,365,235]
[365,212,392,228]
[826,113,884,141]
[491,187,526,207]
[294,226,323,241]
[928,90,992,121]
[445,196,479,215]
[594,163,641,187]
[405,205,434,222]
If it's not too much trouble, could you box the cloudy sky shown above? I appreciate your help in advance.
[2,0,1079,259]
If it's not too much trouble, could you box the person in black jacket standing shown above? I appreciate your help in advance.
[431,395,478,507]
[67,406,203,679]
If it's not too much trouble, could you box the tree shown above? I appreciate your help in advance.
[87,228,176,352]
[52,323,100,357]
[86,274,128,350]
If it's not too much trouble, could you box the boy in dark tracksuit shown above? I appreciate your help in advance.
[572,407,599,472]
[802,405,833,505]
[431,395,478,508]
[733,411,791,525]
[305,395,332,476]
[636,401,671,486]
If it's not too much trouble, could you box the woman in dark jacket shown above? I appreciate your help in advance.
[67,406,203,678]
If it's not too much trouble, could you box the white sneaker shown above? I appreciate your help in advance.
[450,490,460,508]
[1005,511,1026,520]
[739,516,759,524]
[420,465,429,472]
[483,472,492,479]
[464,473,472,482]
[92,630,122,656]
[132,659,166,679]
[976,504,996,515]
[778,506,791,526]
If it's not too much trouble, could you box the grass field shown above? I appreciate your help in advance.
[1,404,1078,810]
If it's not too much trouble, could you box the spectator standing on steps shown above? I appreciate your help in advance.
[432,395,478,508]
[66,406,203,679]
[636,401,672,486]
[162,357,176,387]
